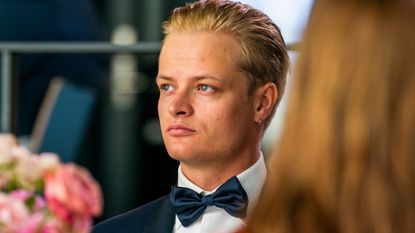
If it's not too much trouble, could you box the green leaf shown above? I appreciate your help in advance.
[25,195,36,211]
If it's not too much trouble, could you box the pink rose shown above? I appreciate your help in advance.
[10,190,46,212]
[0,193,30,233]
[19,217,65,233]
[44,163,103,232]
[71,214,92,233]
[10,189,32,201]
[40,220,65,233]
[17,212,44,233]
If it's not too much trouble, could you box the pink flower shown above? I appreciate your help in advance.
[0,134,18,165]
[44,163,102,232]
[17,212,44,233]
[0,193,30,233]
[18,215,65,233]
[13,147,44,189]
[34,196,47,211]
[38,153,60,171]
[10,189,32,201]
[71,214,92,233]
[40,219,65,233]
[0,133,102,233]
[9,190,46,211]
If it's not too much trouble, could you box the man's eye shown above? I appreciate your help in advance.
[198,84,214,92]
[160,84,173,92]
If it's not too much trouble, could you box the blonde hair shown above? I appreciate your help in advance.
[162,0,289,128]
[247,0,415,232]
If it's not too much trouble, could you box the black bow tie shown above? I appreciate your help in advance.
[170,176,248,227]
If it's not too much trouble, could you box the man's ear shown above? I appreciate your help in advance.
[254,83,278,122]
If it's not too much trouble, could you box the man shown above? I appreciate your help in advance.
[93,0,289,232]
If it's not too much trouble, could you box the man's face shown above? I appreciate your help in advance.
[157,32,258,168]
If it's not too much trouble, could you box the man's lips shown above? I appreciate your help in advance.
[167,124,196,136]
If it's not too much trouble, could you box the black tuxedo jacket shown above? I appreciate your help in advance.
[92,195,175,233]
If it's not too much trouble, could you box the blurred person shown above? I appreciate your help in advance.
[93,0,289,232]
[238,0,415,232]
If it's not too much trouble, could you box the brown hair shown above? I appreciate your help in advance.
[246,0,415,232]
[162,0,289,128]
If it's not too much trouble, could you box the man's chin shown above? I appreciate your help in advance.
[166,147,207,164]
[167,151,194,162]
[165,142,195,157]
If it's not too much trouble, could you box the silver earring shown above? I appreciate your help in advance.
[256,118,262,126]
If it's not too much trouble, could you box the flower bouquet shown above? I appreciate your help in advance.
[0,134,102,233]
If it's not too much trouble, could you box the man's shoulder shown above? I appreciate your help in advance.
[92,195,174,233]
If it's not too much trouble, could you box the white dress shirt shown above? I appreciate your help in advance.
[173,153,267,233]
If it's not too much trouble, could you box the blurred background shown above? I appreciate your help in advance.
[0,0,313,223]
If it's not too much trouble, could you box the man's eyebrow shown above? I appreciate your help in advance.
[193,76,223,82]
[155,76,173,85]
[156,75,223,82]
[156,75,173,81]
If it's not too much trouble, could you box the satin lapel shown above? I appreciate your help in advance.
[143,195,176,233]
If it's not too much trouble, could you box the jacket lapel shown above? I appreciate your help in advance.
[143,195,175,233]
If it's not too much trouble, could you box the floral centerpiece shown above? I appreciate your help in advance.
[0,134,102,233]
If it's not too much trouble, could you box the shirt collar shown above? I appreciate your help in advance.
[177,152,267,214]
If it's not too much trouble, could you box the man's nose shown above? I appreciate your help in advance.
[168,90,194,117]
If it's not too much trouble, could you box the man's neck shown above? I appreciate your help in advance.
[180,150,260,191]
